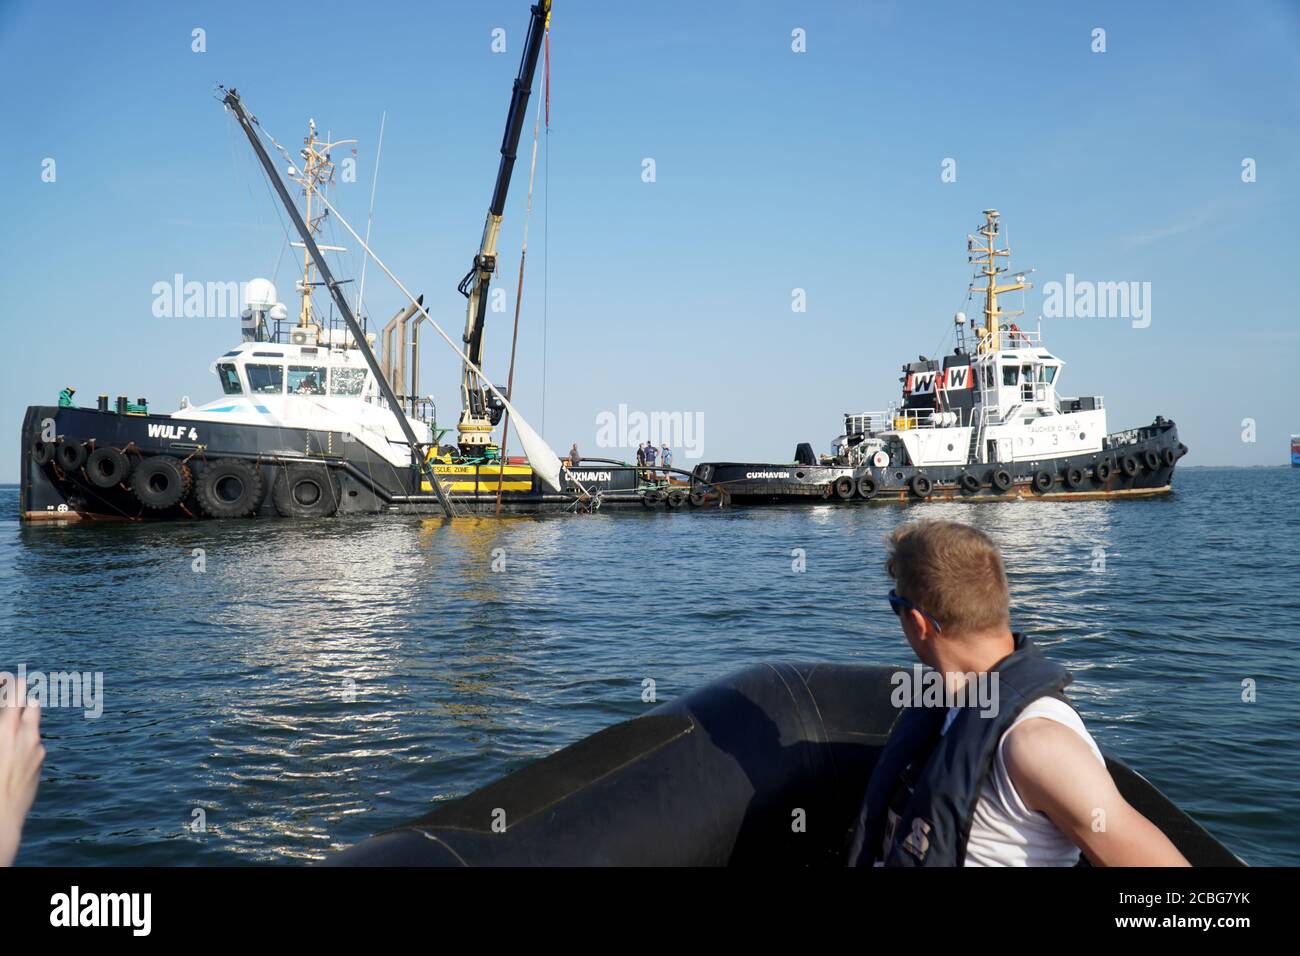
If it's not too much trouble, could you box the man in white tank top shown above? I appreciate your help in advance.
[878,520,1189,867]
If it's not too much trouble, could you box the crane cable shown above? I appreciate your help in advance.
[495,21,550,515]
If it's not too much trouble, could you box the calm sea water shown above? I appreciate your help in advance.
[3,468,1297,866]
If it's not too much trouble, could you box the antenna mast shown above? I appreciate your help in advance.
[968,209,1026,353]
[290,121,356,329]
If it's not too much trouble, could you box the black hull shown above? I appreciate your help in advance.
[329,661,1242,866]
[696,419,1186,504]
[18,405,667,522]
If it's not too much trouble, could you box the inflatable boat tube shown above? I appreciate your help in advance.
[329,663,1242,867]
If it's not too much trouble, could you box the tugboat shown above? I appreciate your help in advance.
[695,210,1187,504]
[19,1,705,523]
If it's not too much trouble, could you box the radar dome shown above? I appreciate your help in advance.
[955,311,967,326]
[244,279,277,310]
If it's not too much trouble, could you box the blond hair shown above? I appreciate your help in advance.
[885,520,1010,635]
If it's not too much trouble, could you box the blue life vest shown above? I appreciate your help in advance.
[846,633,1072,867]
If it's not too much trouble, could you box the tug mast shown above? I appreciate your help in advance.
[968,209,1026,353]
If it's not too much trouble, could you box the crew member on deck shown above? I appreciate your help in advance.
[848,521,1190,868]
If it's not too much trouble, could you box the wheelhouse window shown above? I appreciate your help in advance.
[217,363,243,395]
[1002,365,1019,386]
[246,364,284,394]
[329,367,366,396]
[287,366,326,395]
[1044,366,1058,384]
[1021,364,1035,400]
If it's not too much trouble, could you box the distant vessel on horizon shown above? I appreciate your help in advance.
[1292,434,1300,468]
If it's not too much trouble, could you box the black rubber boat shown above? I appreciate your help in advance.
[330,662,1242,866]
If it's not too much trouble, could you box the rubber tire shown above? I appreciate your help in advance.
[1121,455,1139,478]
[273,464,339,518]
[130,456,192,510]
[834,476,856,500]
[56,439,87,472]
[1161,448,1177,467]
[32,439,55,466]
[990,469,1012,493]
[196,458,264,518]
[665,491,687,509]
[85,447,130,489]
[1032,470,1054,494]
[1094,459,1112,483]
[856,475,876,499]
[688,491,708,507]
[909,474,932,499]
[958,472,980,494]
[1064,466,1085,490]
[1143,449,1160,472]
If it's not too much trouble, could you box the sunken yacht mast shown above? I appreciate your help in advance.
[694,210,1188,503]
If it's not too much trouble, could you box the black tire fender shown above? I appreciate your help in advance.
[856,475,877,499]
[56,439,88,472]
[32,438,56,466]
[130,456,192,509]
[909,473,932,498]
[990,469,1013,493]
[1032,470,1054,493]
[834,476,856,500]
[196,458,264,518]
[958,472,980,493]
[273,463,340,518]
[85,447,130,489]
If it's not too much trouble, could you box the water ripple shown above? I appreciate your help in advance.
[2,468,1297,864]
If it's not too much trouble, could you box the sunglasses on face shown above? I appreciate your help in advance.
[888,588,943,632]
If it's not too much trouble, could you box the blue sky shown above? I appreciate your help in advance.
[2,0,1298,479]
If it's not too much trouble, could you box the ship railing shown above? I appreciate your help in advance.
[975,326,1041,354]
[844,411,890,436]
[1105,423,1160,448]
[882,406,971,431]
